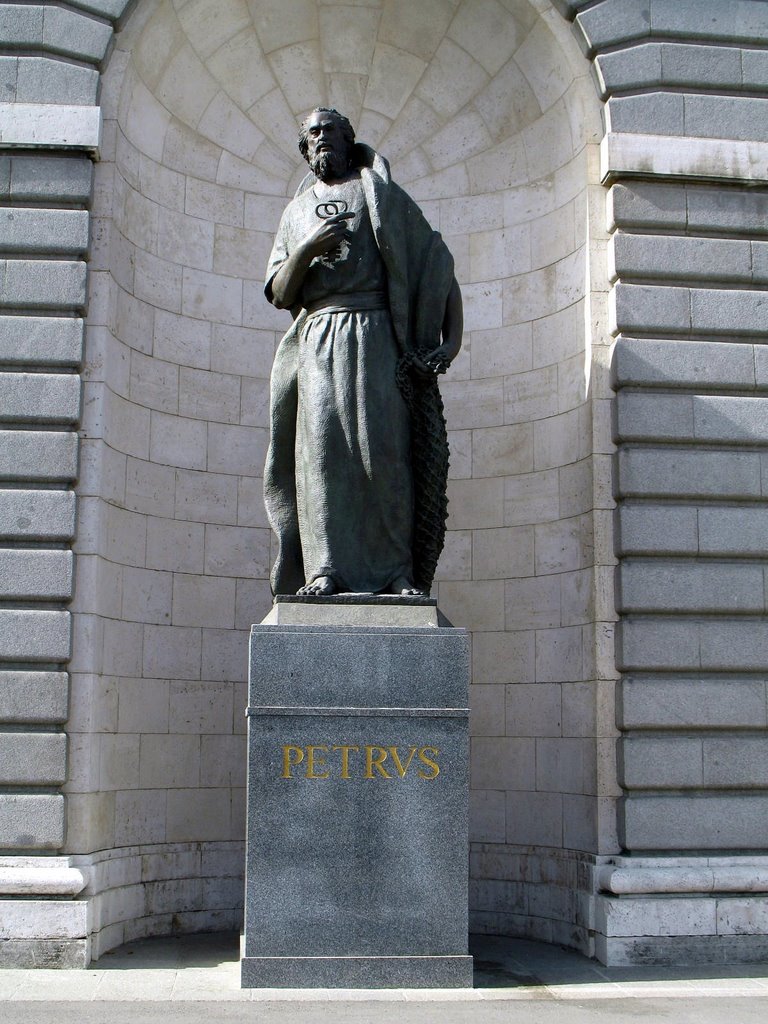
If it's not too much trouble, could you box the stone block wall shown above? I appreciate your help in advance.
[2,0,768,969]
[0,150,92,854]
[558,0,768,964]
[612,178,768,851]
[0,0,116,964]
[586,3,768,842]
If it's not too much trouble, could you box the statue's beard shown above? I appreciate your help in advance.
[310,148,349,182]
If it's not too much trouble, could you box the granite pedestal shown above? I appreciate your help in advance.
[241,596,472,988]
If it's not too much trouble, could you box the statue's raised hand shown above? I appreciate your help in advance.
[301,212,355,259]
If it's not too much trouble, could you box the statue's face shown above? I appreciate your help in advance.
[305,111,350,181]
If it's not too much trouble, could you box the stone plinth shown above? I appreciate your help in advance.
[241,596,472,988]
[0,858,89,967]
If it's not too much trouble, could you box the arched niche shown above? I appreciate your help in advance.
[72,0,610,956]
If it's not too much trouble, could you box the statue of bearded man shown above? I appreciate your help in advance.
[264,107,463,598]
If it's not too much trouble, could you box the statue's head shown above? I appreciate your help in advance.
[298,108,356,182]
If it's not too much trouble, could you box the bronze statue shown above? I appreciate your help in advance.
[264,108,463,597]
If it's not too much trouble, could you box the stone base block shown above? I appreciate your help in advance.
[598,933,768,967]
[0,896,88,968]
[0,864,89,967]
[264,594,441,627]
[0,844,245,968]
[241,955,474,988]
[242,601,471,988]
[0,938,88,969]
[596,884,768,965]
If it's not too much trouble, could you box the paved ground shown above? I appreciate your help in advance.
[2,932,768,1022]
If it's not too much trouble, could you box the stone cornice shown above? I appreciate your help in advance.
[601,131,768,185]
[0,103,101,152]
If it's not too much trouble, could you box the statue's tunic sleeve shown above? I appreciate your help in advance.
[264,207,293,304]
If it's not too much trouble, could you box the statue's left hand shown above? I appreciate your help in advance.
[411,277,463,380]
[411,345,453,380]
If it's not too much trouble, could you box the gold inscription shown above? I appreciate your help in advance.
[282,745,304,778]
[388,745,417,778]
[364,745,391,779]
[331,744,359,779]
[417,746,440,780]
[280,744,441,780]
[306,744,330,779]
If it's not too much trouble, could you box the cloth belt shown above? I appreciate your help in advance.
[304,290,387,320]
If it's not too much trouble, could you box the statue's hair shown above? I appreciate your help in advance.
[298,108,356,162]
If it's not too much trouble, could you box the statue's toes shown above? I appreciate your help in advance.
[298,576,337,596]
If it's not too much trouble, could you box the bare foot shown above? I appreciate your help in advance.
[385,576,425,597]
[298,575,338,596]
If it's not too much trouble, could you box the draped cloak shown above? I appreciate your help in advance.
[263,144,455,595]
